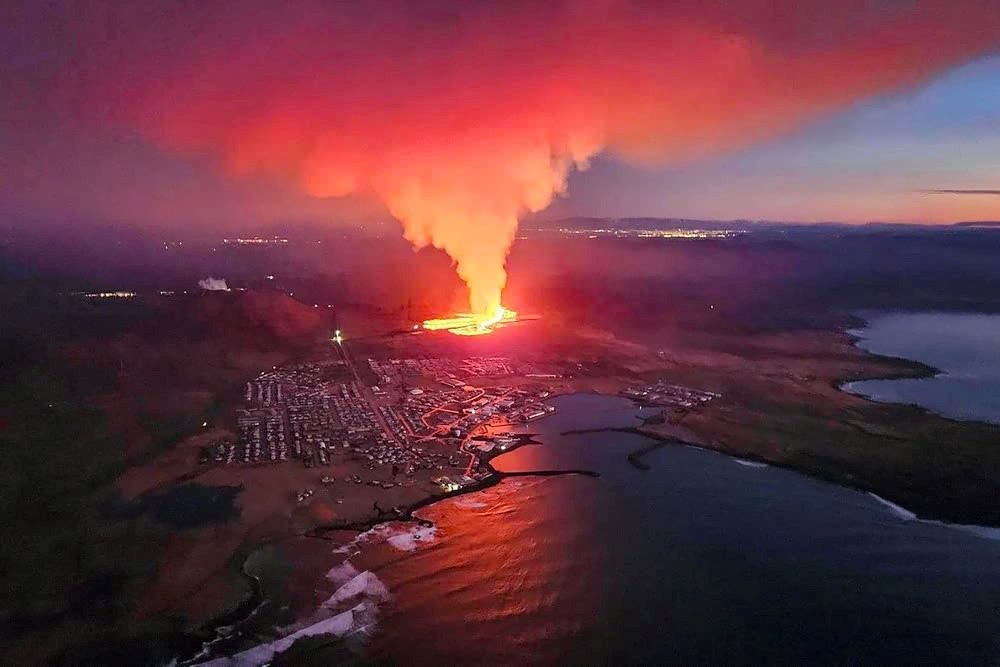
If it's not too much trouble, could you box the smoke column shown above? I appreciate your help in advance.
[70,0,1000,316]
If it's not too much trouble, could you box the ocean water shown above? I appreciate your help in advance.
[842,312,1000,424]
[335,394,1000,665]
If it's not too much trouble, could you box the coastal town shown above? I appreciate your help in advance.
[620,380,720,422]
[200,353,564,497]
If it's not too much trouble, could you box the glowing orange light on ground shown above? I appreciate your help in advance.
[423,306,517,336]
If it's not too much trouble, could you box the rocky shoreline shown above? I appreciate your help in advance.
[178,435,602,664]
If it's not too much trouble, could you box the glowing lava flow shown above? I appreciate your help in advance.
[423,306,518,336]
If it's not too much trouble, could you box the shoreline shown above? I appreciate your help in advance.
[565,422,1000,531]
[178,441,601,664]
[184,367,999,664]
[177,558,265,665]
[866,491,1000,541]
[303,444,600,539]
[836,323,1000,428]
[178,314,1000,662]
[834,316,941,389]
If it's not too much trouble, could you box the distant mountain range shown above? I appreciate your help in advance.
[952,220,1000,228]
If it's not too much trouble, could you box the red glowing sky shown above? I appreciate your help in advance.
[2,1,999,234]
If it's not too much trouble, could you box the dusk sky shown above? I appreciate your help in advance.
[553,53,1000,223]
[7,8,1000,664]
[2,0,999,235]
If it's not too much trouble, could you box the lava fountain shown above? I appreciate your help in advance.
[423,306,518,336]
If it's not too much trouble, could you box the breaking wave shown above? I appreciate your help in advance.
[325,561,360,585]
[197,529,411,666]
[733,459,769,468]
[333,519,440,556]
[197,600,379,666]
[868,492,1000,541]
[868,492,917,520]
[322,570,390,608]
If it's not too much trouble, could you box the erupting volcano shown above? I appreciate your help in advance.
[70,1,1000,323]
[423,306,518,337]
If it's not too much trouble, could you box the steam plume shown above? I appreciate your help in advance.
[73,0,1000,314]
[198,277,231,292]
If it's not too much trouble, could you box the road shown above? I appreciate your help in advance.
[333,341,519,478]
[333,338,397,442]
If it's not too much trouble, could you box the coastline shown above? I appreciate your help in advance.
[835,314,941,388]
[178,557,265,665]
[176,315,1000,663]
[566,421,1000,533]
[563,313,1000,530]
[184,366,1000,664]
[867,491,1000,541]
[178,438,601,664]
[304,441,600,539]
[837,314,1000,428]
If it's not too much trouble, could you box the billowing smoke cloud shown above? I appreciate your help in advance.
[69,0,1000,314]
[198,277,230,292]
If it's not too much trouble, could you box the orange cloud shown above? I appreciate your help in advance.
[74,0,1000,315]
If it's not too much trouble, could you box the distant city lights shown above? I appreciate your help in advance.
[222,237,289,245]
[84,291,136,298]
[554,227,744,239]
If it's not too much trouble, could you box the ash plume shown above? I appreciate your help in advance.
[66,0,1000,315]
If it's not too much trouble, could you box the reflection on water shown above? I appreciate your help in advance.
[352,394,1000,664]
[843,312,1000,424]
